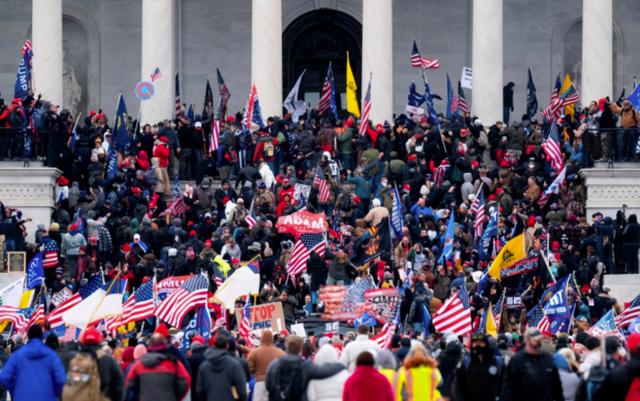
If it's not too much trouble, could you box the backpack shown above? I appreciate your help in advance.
[272,358,304,401]
[585,365,608,401]
[263,140,275,158]
[63,353,108,401]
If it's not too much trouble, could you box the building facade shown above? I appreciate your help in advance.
[0,0,637,125]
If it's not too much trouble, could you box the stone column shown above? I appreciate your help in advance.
[251,0,282,118]
[141,0,176,123]
[362,0,393,124]
[472,0,503,124]
[32,0,63,107]
[582,0,613,104]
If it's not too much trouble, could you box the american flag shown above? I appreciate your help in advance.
[313,165,331,203]
[470,187,485,239]
[42,239,59,269]
[243,84,257,128]
[358,78,372,137]
[287,232,326,277]
[216,68,231,120]
[317,63,337,118]
[492,288,506,331]
[526,304,551,335]
[28,304,45,327]
[541,121,563,171]
[238,297,259,348]
[458,81,469,114]
[245,200,257,229]
[410,40,439,69]
[432,284,472,336]
[47,274,104,327]
[559,83,580,106]
[156,274,209,328]
[159,178,186,217]
[175,73,181,116]
[59,325,79,343]
[0,306,28,330]
[433,162,449,188]
[209,118,220,153]
[616,294,640,328]
[537,165,566,207]
[372,312,399,349]
[150,67,162,82]
[542,75,562,122]
[213,268,226,288]
[122,280,155,325]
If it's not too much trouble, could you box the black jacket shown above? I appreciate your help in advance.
[594,356,640,401]
[265,354,344,401]
[453,353,503,401]
[196,348,247,401]
[501,350,564,401]
[188,346,207,401]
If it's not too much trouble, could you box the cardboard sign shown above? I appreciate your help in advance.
[235,302,285,332]
[461,66,473,89]
[291,323,307,338]
[51,288,73,306]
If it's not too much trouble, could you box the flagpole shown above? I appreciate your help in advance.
[211,254,261,302]
[133,106,142,141]
[83,270,122,336]
[67,113,82,148]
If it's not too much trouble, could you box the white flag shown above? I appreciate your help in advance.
[284,70,307,122]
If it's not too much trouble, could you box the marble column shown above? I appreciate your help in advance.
[141,0,176,123]
[582,0,613,104]
[362,0,393,124]
[32,0,63,107]
[471,0,503,125]
[251,0,282,119]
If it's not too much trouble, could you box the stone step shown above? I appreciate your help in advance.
[603,273,640,304]
[0,160,44,168]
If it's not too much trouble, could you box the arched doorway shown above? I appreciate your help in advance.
[283,9,362,118]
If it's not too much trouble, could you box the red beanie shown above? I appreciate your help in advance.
[155,323,170,339]
[122,243,131,252]
[628,333,640,354]
[527,215,536,227]
[57,176,69,186]
[189,230,197,237]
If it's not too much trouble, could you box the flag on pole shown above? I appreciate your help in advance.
[616,293,640,328]
[150,67,162,82]
[487,233,527,279]
[423,80,439,123]
[433,285,472,336]
[47,274,104,327]
[239,297,259,348]
[588,309,623,338]
[537,166,566,207]
[187,104,195,123]
[25,253,44,290]
[542,75,562,122]
[408,83,426,107]
[390,185,404,239]
[317,63,338,119]
[14,40,33,100]
[209,118,220,153]
[203,79,214,116]
[287,233,326,277]
[410,40,440,70]
[42,238,59,269]
[284,69,307,122]
[216,69,231,120]
[243,84,258,128]
[446,74,458,119]
[175,73,181,116]
[121,280,155,325]
[541,121,563,171]
[372,311,400,349]
[527,68,538,117]
[62,278,126,329]
[313,165,331,203]
[470,187,485,239]
[560,74,579,119]
[346,52,360,117]
[0,306,28,330]
[213,262,260,310]
[113,94,129,150]
[156,274,209,328]
[438,209,456,264]
[457,81,469,114]
[358,77,372,137]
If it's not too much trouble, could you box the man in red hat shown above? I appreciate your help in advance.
[153,135,171,194]
[76,327,124,401]
[125,323,191,401]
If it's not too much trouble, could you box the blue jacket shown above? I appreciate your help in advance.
[0,339,66,401]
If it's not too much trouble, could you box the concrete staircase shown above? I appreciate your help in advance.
[604,274,640,304]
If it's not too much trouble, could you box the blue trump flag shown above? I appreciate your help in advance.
[421,304,432,336]
[14,40,33,100]
[423,80,439,124]
[26,252,44,289]
[107,146,119,181]
[113,94,129,150]
[629,83,640,111]
[438,209,455,264]
[541,275,574,334]
[446,74,458,119]
[408,83,426,107]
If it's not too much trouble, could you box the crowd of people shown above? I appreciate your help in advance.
[0,82,639,401]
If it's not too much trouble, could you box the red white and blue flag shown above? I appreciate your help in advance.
[0,306,29,331]
[317,63,338,119]
[458,81,469,114]
[410,40,439,70]
[470,187,486,239]
[47,274,104,327]
[122,280,156,325]
[209,118,220,153]
[359,78,372,137]
[542,75,562,122]
[538,165,566,207]
[175,73,181,116]
[287,232,326,277]
[616,293,640,328]
[150,67,162,82]
[313,165,331,203]
[156,274,209,328]
[432,284,472,336]
[216,68,231,119]
[239,297,259,348]
[541,121,563,171]
[42,239,59,269]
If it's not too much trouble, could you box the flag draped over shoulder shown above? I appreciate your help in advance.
[487,233,527,279]
[346,52,360,117]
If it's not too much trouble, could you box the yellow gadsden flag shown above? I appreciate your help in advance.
[560,73,575,119]
[487,233,527,279]
[484,303,498,338]
[346,52,360,117]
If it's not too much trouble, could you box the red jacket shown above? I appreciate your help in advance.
[125,350,191,401]
[153,143,170,168]
[343,366,394,401]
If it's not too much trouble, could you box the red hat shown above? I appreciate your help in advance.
[527,215,536,227]
[352,195,361,204]
[226,116,236,123]
[279,329,289,337]
[205,239,213,248]
[57,176,69,186]
[402,184,411,192]
[551,241,560,251]
[628,333,640,354]
[471,160,479,170]
[80,328,104,345]
[488,194,495,201]
[420,115,428,124]
[155,323,170,339]
[68,224,78,232]
[460,128,468,137]
[89,109,97,117]
[232,257,240,265]
[192,335,205,345]
[131,187,142,194]
[376,124,384,133]
[407,154,417,162]
[159,136,169,143]
[495,188,503,195]
[122,243,131,252]
[189,230,197,237]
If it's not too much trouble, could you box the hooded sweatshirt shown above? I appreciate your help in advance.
[196,348,247,401]
[247,331,285,381]
[125,348,190,401]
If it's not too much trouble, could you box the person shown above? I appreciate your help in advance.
[339,324,380,372]
[452,332,504,401]
[342,351,394,401]
[0,325,66,401]
[503,82,515,124]
[248,330,285,401]
[306,340,350,401]
[187,336,208,401]
[265,335,344,401]
[592,332,640,401]
[622,214,640,274]
[125,324,191,401]
[76,327,125,401]
[501,328,564,401]
[395,344,444,401]
[554,348,580,401]
[196,334,247,401]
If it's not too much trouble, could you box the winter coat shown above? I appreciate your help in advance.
[307,345,350,401]
[265,354,345,401]
[307,252,327,291]
[196,348,247,401]
[247,341,285,382]
[61,232,87,256]
[460,172,475,202]
[153,143,170,168]
[594,355,640,401]
[187,346,207,401]
[343,365,394,401]
[339,335,381,372]
[125,349,191,401]
[0,339,66,401]
[501,350,564,401]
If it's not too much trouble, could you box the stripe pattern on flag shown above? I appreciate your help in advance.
[432,286,471,336]
[122,280,155,325]
[287,233,326,276]
[616,294,640,328]
[156,274,209,328]
[209,118,220,152]
[358,79,372,137]
[410,40,440,69]
[313,165,330,203]
[0,306,28,329]
[541,121,563,171]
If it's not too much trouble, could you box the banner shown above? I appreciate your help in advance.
[277,210,326,236]
[51,288,73,306]
[0,277,26,307]
[234,301,285,332]
[500,257,538,278]
[14,40,32,99]
[364,288,401,324]
[156,275,191,301]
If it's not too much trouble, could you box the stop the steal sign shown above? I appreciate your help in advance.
[235,301,285,332]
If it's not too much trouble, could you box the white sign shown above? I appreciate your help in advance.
[461,67,473,89]
[0,277,25,307]
[404,105,425,121]
[51,288,73,306]
[325,321,339,334]
[293,183,311,203]
[291,323,307,338]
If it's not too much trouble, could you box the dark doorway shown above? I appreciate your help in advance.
[283,9,362,118]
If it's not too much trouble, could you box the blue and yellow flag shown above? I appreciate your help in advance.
[113,94,129,150]
[487,233,527,279]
